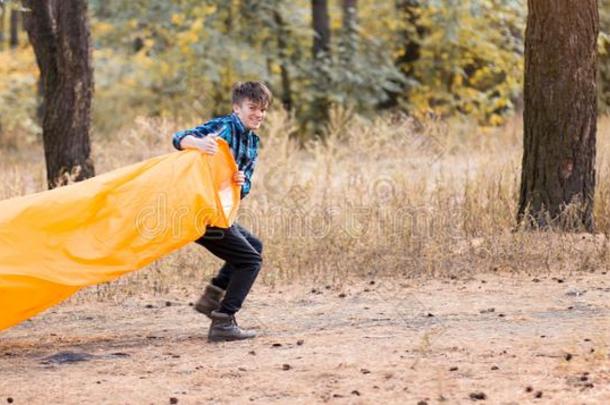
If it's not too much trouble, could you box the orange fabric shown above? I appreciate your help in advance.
[0,140,240,332]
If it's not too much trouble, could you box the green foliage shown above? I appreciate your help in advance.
[89,0,405,133]
[2,0,609,140]
[330,7,406,112]
[408,0,525,125]
[87,0,526,130]
[0,43,40,146]
[91,0,285,130]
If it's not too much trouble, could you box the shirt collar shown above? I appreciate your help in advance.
[231,113,249,135]
[231,112,260,141]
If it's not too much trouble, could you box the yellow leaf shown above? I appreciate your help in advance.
[171,14,185,26]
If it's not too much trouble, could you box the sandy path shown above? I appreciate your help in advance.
[1,272,609,404]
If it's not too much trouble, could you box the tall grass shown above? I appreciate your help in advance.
[1,112,609,301]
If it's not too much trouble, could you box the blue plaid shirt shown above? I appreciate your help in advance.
[172,113,260,199]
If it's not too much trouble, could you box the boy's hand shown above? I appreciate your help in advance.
[180,133,219,155]
[197,135,219,155]
[233,171,246,186]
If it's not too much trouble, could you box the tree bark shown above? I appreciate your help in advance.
[600,0,610,112]
[312,0,330,59]
[311,0,331,129]
[340,0,358,64]
[518,0,599,231]
[9,7,19,48]
[23,0,95,189]
[0,4,5,51]
[380,0,423,109]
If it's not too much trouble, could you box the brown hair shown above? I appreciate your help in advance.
[231,81,273,108]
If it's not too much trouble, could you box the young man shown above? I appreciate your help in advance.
[172,81,271,342]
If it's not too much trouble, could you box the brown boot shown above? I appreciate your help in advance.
[208,310,256,342]
[194,284,225,318]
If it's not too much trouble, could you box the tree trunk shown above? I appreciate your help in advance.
[9,7,19,48]
[380,0,423,109]
[23,0,95,189]
[312,0,330,59]
[311,0,331,129]
[212,1,234,117]
[36,75,45,123]
[340,0,358,64]
[518,0,599,231]
[600,0,610,112]
[0,5,5,51]
[273,9,293,112]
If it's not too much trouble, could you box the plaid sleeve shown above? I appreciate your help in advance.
[215,122,234,146]
[172,119,228,151]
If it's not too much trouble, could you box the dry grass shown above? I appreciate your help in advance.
[1,112,610,301]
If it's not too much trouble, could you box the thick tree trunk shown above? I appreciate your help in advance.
[311,0,331,129]
[36,76,44,123]
[23,0,95,189]
[9,7,19,48]
[600,0,610,112]
[518,0,599,231]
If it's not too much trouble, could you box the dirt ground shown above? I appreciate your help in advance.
[1,271,609,404]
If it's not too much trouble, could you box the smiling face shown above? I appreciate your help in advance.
[233,98,268,131]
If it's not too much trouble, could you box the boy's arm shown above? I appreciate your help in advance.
[179,135,219,154]
[173,124,211,151]
[172,121,232,151]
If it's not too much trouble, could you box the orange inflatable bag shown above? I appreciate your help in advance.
[0,140,240,332]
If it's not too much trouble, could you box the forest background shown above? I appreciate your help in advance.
[0,0,608,142]
[0,1,609,286]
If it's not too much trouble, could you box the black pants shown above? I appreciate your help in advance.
[195,223,262,315]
